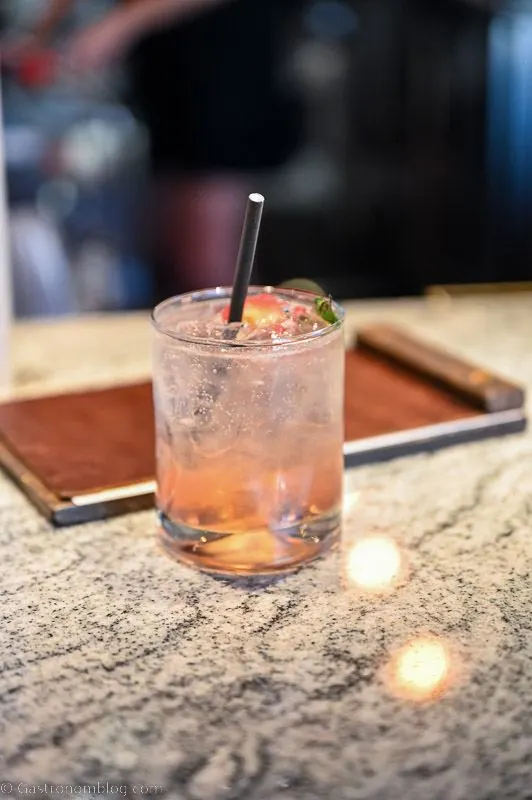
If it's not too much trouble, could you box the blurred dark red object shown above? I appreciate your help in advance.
[17,50,57,89]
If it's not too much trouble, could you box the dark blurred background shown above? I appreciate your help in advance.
[2,0,532,317]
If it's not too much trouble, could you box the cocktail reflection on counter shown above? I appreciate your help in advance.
[344,533,405,593]
[384,636,457,703]
[342,491,408,595]
[342,489,462,704]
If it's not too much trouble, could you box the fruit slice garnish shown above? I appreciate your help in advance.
[221,293,285,326]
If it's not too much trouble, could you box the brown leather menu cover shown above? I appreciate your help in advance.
[0,326,526,526]
[0,383,156,525]
[344,349,478,441]
[0,383,155,499]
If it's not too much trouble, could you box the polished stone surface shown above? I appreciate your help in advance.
[2,295,532,799]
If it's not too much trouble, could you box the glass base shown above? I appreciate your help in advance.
[158,508,340,577]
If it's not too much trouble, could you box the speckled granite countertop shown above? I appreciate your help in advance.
[2,295,532,800]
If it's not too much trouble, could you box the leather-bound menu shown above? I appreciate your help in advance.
[0,325,526,526]
[343,324,526,467]
[0,383,156,526]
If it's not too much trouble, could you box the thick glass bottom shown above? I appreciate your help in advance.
[158,507,340,577]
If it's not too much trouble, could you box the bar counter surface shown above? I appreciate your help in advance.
[2,294,532,799]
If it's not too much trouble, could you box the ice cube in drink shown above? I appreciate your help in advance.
[152,287,344,575]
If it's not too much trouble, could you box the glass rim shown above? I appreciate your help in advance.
[151,285,344,349]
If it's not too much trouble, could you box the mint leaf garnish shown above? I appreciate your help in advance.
[314,296,339,324]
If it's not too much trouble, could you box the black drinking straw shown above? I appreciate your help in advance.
[228,193,265,324]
